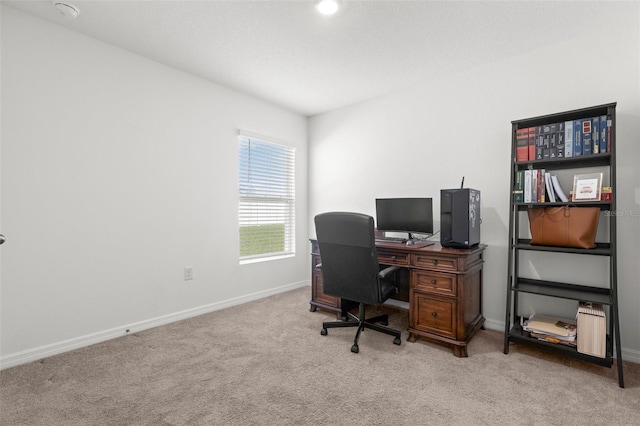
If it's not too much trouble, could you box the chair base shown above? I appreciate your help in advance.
[320,303,402,353]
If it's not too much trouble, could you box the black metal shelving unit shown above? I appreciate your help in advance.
[503,103,624,388]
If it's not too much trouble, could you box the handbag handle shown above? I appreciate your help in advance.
[541,206,571,223]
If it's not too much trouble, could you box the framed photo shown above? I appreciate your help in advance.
[572,173,603,202]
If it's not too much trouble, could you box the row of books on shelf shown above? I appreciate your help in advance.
[514,169,567,203]
[522,303,606,358]
[515,115,611,162]
[513,169,611,203]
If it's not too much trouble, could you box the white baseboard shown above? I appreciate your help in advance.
[482,318,504,332]
[0,281,309,370]
[4,284,637,369]
[622,348,640,365]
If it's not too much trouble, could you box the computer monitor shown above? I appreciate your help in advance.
[375,198,434,237]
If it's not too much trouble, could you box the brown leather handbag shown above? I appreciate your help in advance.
[528,206,600,249]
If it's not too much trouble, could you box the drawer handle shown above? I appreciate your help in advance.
[431,312,438,318]
[391,256,397,261]
[431,260,438,265]
[430,279,436,285]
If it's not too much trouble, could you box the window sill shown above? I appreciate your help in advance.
[239,253,295,265]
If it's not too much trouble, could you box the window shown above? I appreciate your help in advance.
[238,132,295,262]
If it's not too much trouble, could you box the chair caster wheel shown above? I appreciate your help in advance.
[393,337,401,345]
[351,344,359,353]
[321,328,327,336]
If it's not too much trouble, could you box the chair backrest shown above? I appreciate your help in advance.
[314,212,382,305]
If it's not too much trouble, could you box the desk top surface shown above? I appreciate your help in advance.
[310,238,486,255]
[374,240,487,254]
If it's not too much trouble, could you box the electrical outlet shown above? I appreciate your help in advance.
[184,266,193,281]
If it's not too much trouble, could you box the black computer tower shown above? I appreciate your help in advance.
[440,188,481,249]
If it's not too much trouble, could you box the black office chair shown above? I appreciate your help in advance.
[314,212,402,353]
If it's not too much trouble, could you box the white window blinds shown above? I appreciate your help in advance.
[238,133,296,261]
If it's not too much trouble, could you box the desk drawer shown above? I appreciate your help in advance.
[412,270,456,296]
[410,293,456,338]
[377,249,409,266]
[413,253,458,272]
[312,271,338,307]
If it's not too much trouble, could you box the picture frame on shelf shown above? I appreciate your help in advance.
[572,172,603,202]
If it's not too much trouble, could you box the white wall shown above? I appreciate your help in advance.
[2,4,638,369]
[309,10,640,361]
[0,6,308,367]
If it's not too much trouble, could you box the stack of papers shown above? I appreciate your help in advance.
[523,314,577,346]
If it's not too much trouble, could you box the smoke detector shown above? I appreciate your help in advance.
[53,2,80,19]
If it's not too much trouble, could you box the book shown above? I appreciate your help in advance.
[544,172,556,202]
[591,115,600,154]
[549,123,558,158]
[551,175,569,202]
[535,125,544,160]
[542,124,551,159]
[515,128,529,162]
[556,122,565,158]
[599,115,608,153]
[528,127,536,161]
[531,169,538,202]
[513,170,524,202]
[581,118,592,155]
[564,120,573,157]
[524,169,532,203]
[537,169,545,202]
[606,115,612,152]
[573,119,583,156]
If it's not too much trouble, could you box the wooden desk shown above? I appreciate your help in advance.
[309,239,486,357]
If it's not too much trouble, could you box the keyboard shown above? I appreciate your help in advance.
[375,237,407,243]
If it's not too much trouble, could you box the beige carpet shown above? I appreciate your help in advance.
[1,287,638,425]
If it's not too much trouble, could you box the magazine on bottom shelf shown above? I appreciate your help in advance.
[529,332,577,347]
[522,314,577,346]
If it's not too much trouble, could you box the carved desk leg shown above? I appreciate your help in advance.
[452,344,468,358]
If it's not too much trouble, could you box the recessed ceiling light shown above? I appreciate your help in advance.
[53,2,80,19]
[316,0,339,16]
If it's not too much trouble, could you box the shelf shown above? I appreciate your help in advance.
[511,102,616,128]
[508,321,613,367]
[515,201,612,210]
[506,103,623,387]
[514,152,611,170]
[512,278,612,305]
[514,239,611,255]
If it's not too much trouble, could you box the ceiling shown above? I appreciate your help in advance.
[3,1,632,116]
